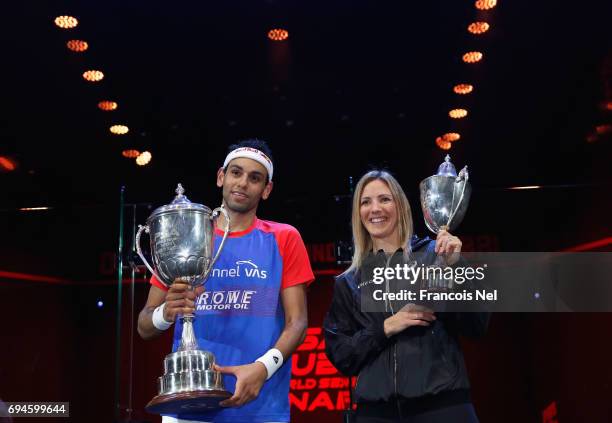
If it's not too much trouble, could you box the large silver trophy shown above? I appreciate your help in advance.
[419,155,471,289]
[136,184,232,414]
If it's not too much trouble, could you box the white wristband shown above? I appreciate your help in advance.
[256,348,284,380]
[152,303,174,331]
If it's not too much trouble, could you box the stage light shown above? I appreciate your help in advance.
[436,137,452,151]
[463,51,483,63]
[475,0,497,10]
[83,70,104,82]
[54,16,78,29]
[136,151,152,166]
[453,84,474,94]
[449,109,468,119]
[508,186,541,190]
[468,22,490,34]
[19,207,52,211]
[0,156,16,171]
[66,40,88,52]
[268,29,289,41]
[97,300,104,308]
[98,101,118,111]
[442,132,461,142]
[604,101,612,111]
[110,125,129,135]
[122,149,140,158]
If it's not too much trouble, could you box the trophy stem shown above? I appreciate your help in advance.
[178,315,199,351]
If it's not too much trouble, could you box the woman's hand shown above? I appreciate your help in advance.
[435,229,462,265]
[384,304,436,337]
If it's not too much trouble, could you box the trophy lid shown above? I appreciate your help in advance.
[148,183,211,220]
[436,155,457,177]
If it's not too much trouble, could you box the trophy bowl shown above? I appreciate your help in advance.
[419,155,471,234]
[136,184,232,414]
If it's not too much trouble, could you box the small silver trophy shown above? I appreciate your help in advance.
[419,155,471,289]
[136,184,232,414]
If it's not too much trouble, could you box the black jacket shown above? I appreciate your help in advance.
[323,236,489,404]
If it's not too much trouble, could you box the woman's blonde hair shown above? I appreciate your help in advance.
[345,170,414,274]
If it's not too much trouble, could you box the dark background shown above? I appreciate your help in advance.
[1,0,611,422]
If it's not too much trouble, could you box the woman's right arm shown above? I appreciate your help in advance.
[323,276,391,376]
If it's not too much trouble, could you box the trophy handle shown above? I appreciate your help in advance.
[201,206,231,282]
[446,166,469,230]
[135,224,164,283]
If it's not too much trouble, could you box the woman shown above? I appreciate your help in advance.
[323,170,488,423]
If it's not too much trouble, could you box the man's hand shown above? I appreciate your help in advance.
[435,229,462,265]
[384,304,436,337]
[163,280,205,322]
[215,362,268,407]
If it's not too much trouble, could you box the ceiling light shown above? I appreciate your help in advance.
[83,70,104,82]
[136,151,152,166]
[453,84,474,94]
[67,40,88,52]
[475,0,497,10]
[268,29,289,41]
[122,149,140,158]
[98,101,118,111]
[110,125,129,135]
[436,137,452,151]
[468,22,490,34]
[442,133,461,142]
[463,51,483,63]
[449,109,468,119]
[54,16,78,29]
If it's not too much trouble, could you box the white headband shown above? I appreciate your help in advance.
[223,147,274,181]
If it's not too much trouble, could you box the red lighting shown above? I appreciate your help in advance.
[67,40,88,52]
[268,29,289,41]
[0,156,16,171]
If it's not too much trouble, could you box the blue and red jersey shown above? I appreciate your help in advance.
[150,217,314,422]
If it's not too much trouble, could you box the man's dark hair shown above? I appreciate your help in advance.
[225,139,274,182]
[227,139,274,163]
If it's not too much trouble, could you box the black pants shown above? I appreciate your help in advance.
[355,402,479,423]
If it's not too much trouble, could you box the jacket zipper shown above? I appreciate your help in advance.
[383,253,398,398]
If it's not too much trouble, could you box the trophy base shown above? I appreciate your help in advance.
[146,390,232,414]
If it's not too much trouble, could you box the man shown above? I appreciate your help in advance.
[137,139,314,423]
